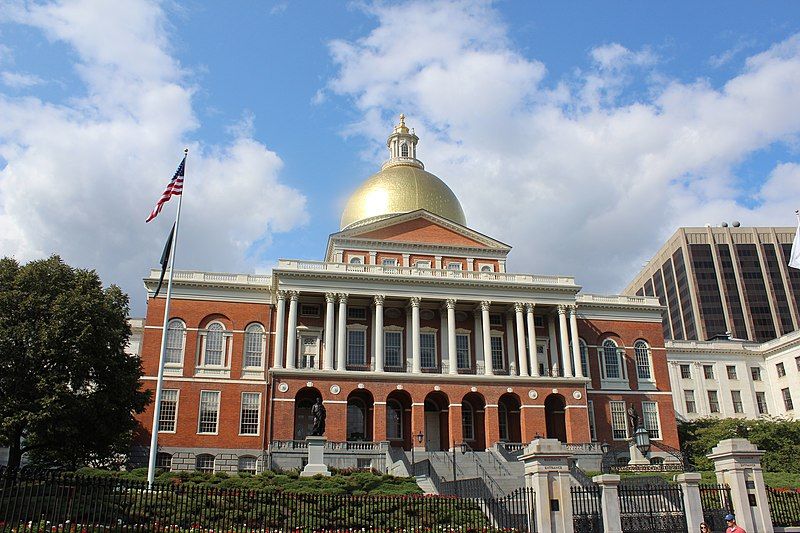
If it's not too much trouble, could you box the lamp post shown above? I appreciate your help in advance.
[634,426,650,457]
[411,431,423,475]
[600,441,611,473]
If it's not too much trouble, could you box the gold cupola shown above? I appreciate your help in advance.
[340,115,467,230]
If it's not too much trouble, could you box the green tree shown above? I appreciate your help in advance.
[0,255,150,469]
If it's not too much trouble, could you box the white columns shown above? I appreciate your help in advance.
[446,299,458,375]
[410,297,421,374]
[323,293,336,370]
[273,291,286,369]
[374,295,385,373]
[473,309,484,370]
[547,313,559,377]
[558,305,573,378]
[480,301,493,376]
[569,305,583,378]
[336,293,348,371]
[505,311,517,376]
[515,303,529,377]
[526,303,539,377]
[285,291,299,369]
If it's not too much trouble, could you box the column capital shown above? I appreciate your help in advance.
[373,294,386,306]
[557,304,568,315]
[514,302,525,313]
[409,296,421,308]
[325,292,337,304]
[275,290,287,301]
[479,300,492,312]
[444,298,457,310]
[337,293,348,304]
[525,302,535,313]
[568,303,578,314]
[288,290,300,301]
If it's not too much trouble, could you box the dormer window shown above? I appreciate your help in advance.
[400,143,409,157]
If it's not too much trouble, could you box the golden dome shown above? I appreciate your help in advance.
[340,165,467,230]
[340,115,467,230]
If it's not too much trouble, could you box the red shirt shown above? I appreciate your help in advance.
[726,525,746,533]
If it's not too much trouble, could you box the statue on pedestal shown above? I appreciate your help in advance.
[627,404,640,430]
[311,397,326,436]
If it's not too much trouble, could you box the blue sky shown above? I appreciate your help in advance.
[1,1,800,315]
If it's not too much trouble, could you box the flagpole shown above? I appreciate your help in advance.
[147,148,187,487]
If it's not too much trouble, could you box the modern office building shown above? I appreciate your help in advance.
[624,226,800,342]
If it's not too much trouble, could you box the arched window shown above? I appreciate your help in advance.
[480,265,494,272]
[244,323,265,368]
[349,256,363,265]
[203,322,225,366]
[579,339,589,378]
[634,340,652,380]
[165,319,185,365]
[602,339,623,379]
[238,455,257,474]
[196,454,215,473]
[462,402,474,440]
[400,143,409,157]
[347,398,366,441]
[498,403,508,442]
[386,400,402,439]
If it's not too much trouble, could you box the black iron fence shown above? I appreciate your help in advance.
[699,484,732,532]
[0,469,535,532]
[571,485,603,533]
[768,487,800,527]
[618,483,687,533]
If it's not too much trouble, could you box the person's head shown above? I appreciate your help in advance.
[725,513,736,526]
[699,522,710,532]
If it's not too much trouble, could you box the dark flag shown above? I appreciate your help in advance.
[153,223,175,299]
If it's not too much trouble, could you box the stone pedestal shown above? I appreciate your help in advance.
[627,439,650,466]
[592,474,622,533]
[520,438,574,533]
[300,436,331,477]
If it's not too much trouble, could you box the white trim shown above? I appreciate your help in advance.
[157,388,179,434]
[145,325,276,335]
[197,389,221,435]
[520,405,546,409]
[564,405,588,409]
[238,391,261,437]
[272,398,295,402]
[586,390,672,395]
[374,401,387,405]
[412,402,426,406]
[323,400,348,404]
[143,376,268,385]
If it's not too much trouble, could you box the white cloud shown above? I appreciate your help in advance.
[0,0,308,314]
[0,70,44,88]
[325,0,800,293]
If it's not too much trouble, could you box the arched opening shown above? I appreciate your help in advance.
[423,391,450,451]
[498,393,522,443]
[294,387,322,440]
[461,392,486,450]
[386,390,413,450]
[347,389,374,441]
[544,394,567,443]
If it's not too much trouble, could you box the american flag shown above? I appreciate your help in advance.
[145,157,185,222]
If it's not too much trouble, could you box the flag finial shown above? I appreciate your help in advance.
[184,148,188,155]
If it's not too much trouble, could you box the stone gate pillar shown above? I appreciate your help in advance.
[592,474,622,533]
[520,438,574,533]
[707,438,773,533]
[676,472,704,532]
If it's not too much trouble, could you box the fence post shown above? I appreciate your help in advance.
[520,438,575,533]
[592,474,622,533]
[707,438,773,533]
[676,472,704,531]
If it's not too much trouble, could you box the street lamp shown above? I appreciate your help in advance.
[600,442,611,455]
[417,431,424,446]
[634,426,651,456]
[410,431,424,475]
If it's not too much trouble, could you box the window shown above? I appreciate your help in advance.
[480,265,494,272]
[680,364,691,379]
[610,401,628,439]
[381,258,398,267]
[238,456,257,474]
[387,400,402,439]
[198,391,220,434]
[731,391,743,413]
[243,323,264,368]
[446,262,462,270]
[708,391,720,413]
[756,392,768,415]
[489,314,503,327]
[782,388,794,411]
[634,340,652,380]
[347,307,367,320]
[642,401,661,439]
[347,398,367,441]
[703,365,714,380]
[462,402,474,440]
[490,335,504,370]
[602,340,623,379]
[165,319,185,365]
[587,400,597,441]
[414,260,431,268]
[384,331,403,368]
[534,316,544,327]
[156,452,172,470]
[240,392,260,435]
[300,304,320,317]
[298,335,318,369]
[751,367,762,381]
[158,389,179,432]
[347,329,366,366]
[684,390,696,414]
[579,339,589,377]
[498,403,508,441]
[456,334,471,369]
[420,332,436,368]
[777,362,786,378]
[400,142,409,157]
[726,365,738,380]
[202,322,226,366]
[349,256,363,264]
[196,454,214,473]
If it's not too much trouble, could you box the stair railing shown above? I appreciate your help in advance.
[485,448,511,476]
[459,442,506,498]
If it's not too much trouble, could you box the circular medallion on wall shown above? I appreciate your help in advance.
[434,385,441,391]
[357,383,365,389]
[330,385,341,395]
[528,390,538,400]
[455,311,469,322]
[572,390,582,400]
[396,384,404,390]
[470,386,477,393]
[506,387,513,393]
[552,388,558,394]
[277,382,289,393]
[307,382,314,388]
[420,309,435,321]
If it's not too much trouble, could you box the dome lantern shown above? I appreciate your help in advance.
[384,114,423,170]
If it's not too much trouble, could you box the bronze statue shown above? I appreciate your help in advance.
[627,404,640,430]
[310,397,326,436]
